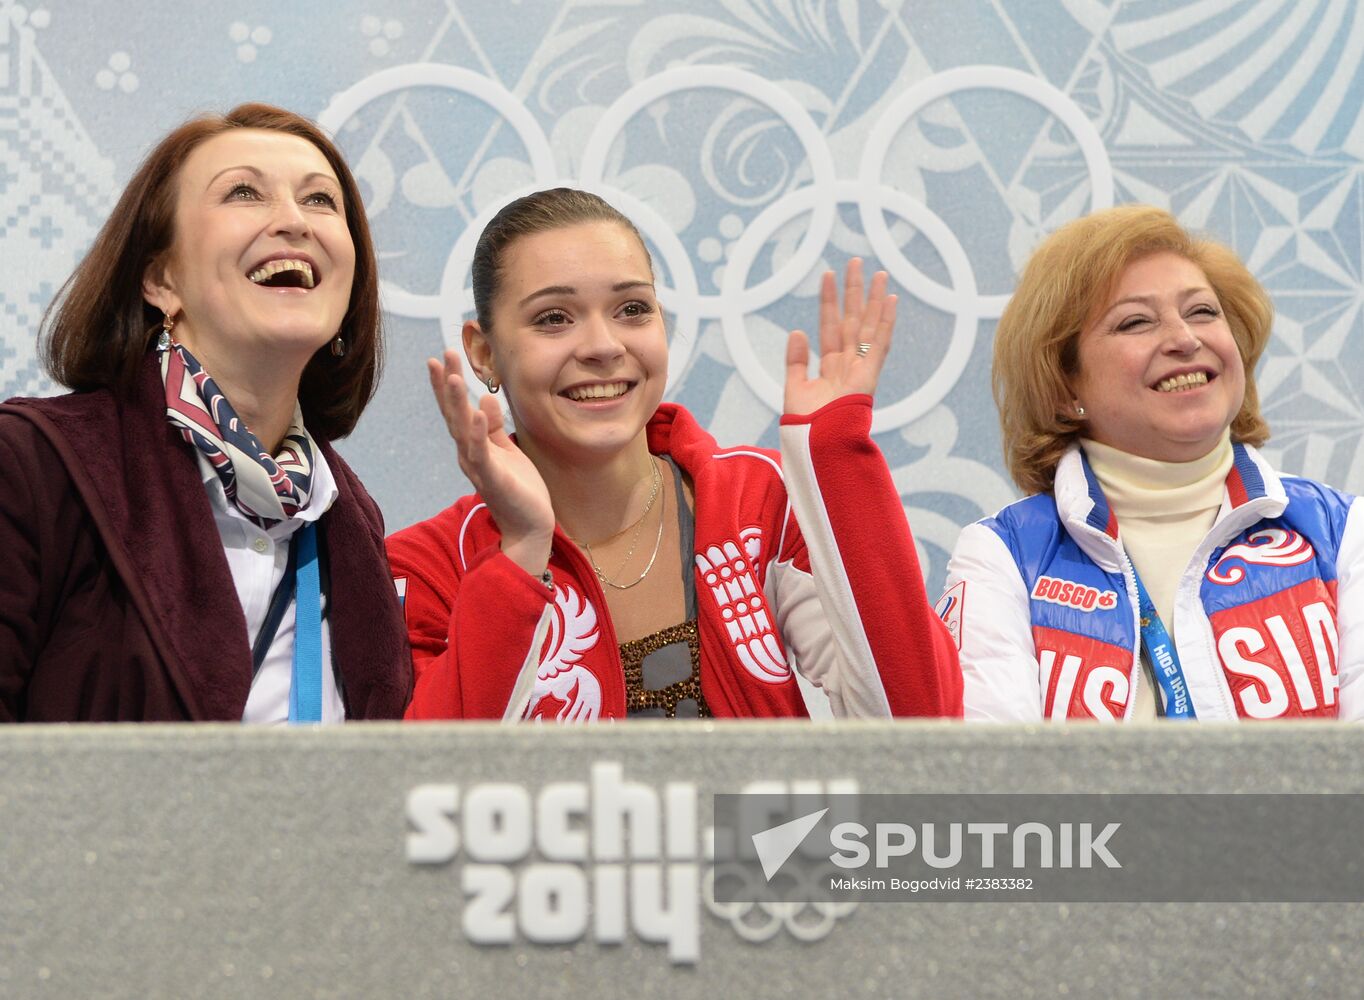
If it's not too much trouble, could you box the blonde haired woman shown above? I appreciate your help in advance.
[942,204,1362,721]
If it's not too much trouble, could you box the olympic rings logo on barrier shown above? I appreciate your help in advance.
[319,64,1113,431]
[703,861,859,944]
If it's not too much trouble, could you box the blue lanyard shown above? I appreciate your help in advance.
[1130,569,1196,720]
[287,522,324,723]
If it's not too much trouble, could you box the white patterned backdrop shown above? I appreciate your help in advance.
[3,0,1363,594]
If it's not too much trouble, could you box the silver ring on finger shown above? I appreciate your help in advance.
[856,342,872,357]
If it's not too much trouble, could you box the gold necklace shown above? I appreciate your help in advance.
[576,457,667,590]
[585,456,662,549]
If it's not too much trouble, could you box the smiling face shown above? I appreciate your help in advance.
[143,128,355,376]
[465,220,667,467]
[1070,250,1246,462]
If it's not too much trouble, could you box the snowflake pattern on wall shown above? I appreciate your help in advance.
[3,0,1363,592]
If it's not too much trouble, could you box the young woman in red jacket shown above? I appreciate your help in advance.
[389,188,960,721]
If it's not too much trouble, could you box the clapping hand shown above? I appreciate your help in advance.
[427,350,554,576]
[784,258,896,416]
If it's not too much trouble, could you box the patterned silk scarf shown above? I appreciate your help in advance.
[160,340,317,528]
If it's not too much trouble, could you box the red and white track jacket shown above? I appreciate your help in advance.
[389,396,962,721]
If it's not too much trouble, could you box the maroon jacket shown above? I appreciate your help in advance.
[0,355,411,721]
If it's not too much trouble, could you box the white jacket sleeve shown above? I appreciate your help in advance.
[1332,499,1364,720]
[766,555,855,717]
[775,396,963,719]
[943,521,1044,722]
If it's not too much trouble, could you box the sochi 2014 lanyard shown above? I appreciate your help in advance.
[288,523,324,723]
[251,523,324,723]
[1131,568,1196,720]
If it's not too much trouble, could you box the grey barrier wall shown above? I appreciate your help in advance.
[3,722,1362,999]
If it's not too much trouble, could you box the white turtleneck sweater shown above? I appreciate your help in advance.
[1079,432,1233,720]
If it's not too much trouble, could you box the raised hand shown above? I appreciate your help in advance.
[784,258,897,416]
[427,349,555,576]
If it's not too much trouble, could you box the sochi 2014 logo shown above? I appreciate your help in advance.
[405,762,856,964]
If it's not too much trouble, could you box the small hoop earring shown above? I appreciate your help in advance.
[331,335,346,358]
[485,376,500,394]
[1075,403,1086,417]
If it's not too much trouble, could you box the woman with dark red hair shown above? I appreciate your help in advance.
[0,104,410,722]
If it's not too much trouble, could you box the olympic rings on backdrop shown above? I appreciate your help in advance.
[319,63,1113,429]
[720,180,979,432]
[319,64,557,321]
[581,65,839,317]
[857,65,1114,320]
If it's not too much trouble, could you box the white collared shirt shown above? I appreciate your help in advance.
[197,449,346,724]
